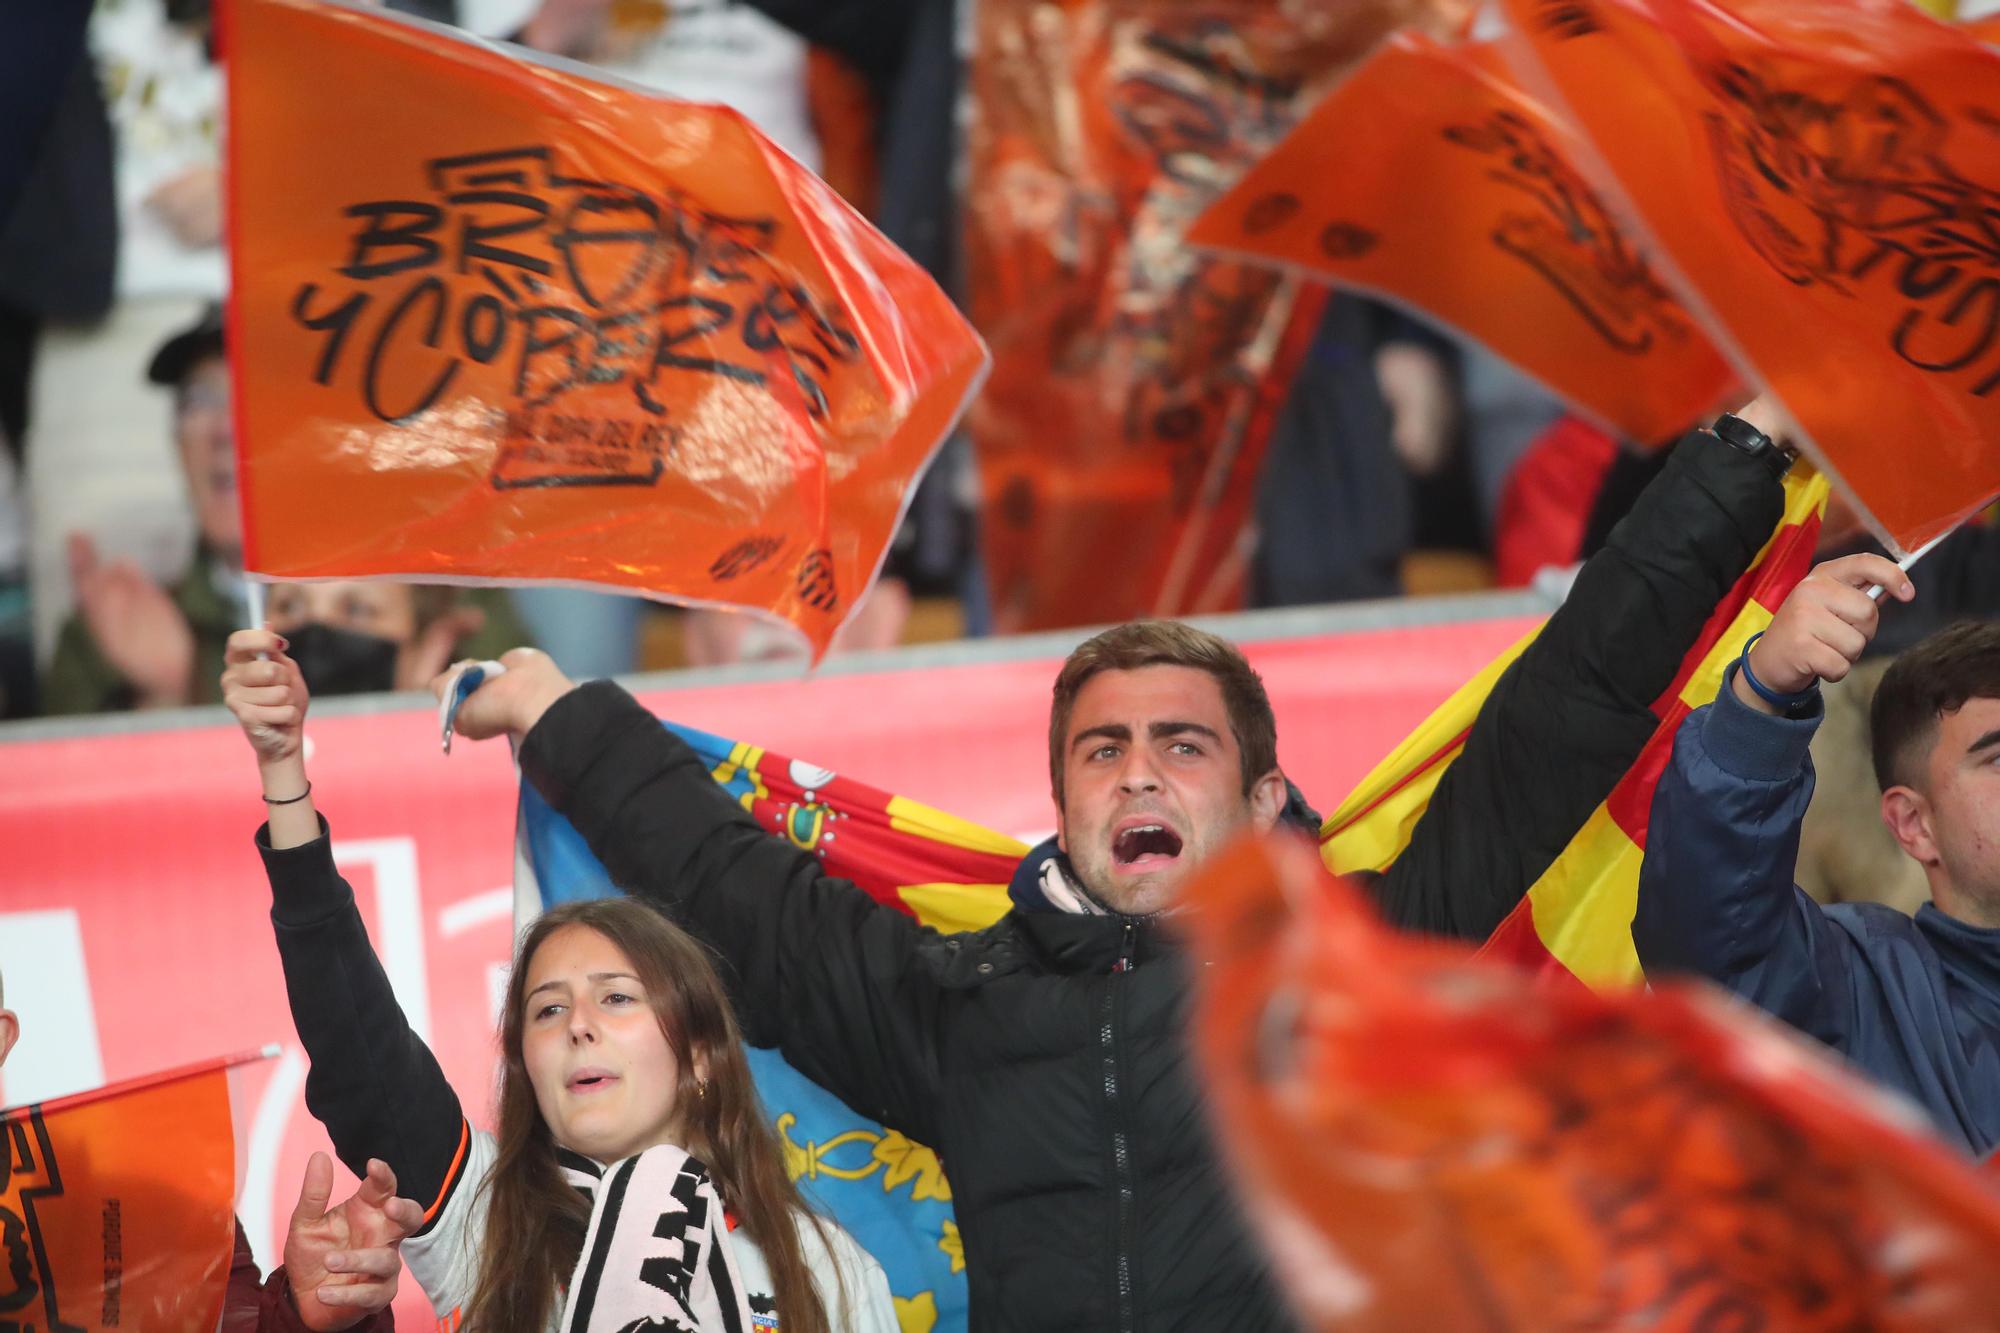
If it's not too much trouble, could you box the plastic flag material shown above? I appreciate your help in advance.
[2,1056,246,1331]
[1325,465,1827,985]
[517,722,1022,1332]
[1190,31,1741,447]
[963,0,1470,631]
[1185,833,2000,1331]
[223,0,988,660]
[1499,0,2000,554]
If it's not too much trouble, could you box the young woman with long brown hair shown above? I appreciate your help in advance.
[223,627,896,1332]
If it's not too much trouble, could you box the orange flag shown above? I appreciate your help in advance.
[1186,834,2000,1331]
[223,0,987,660]
[964,0,1468,632]
[2,1058,240,1331]
[1189,32,1742,447]
[1500,0,2000,554]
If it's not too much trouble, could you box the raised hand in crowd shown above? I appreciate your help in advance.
[429,645,575,741]
[1736,552,1915,713]
[221,629,321,848]
[144,163,224,250]
[278,1153,422,1331]
[520,0,617,58]
[69,533,196,709]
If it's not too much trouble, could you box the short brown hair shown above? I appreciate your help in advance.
[1871,621,2000,790]
[1048,620,1278,805]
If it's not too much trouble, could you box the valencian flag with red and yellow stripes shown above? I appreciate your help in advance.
[518,723,1023,1331]
[1322,464,1829,986]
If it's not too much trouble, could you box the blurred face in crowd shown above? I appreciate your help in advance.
[519,925,687,1163]
[266,581,424,696]
[176,353,239,557]
[1056,666,1283,916]
[1884,697,2000,929]
[267,582,420,647]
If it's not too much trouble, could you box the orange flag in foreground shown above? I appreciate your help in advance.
[1189,32,1740,447]
[1500,0,2000,554]
[223,0,987,659]
[964,0,1467,632]
[2,1058,240,1331]
[1186,835,2000,1331]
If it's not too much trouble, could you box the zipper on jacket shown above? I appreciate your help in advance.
[1102,919,1139,1332]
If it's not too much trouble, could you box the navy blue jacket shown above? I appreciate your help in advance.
[1637,669,2000,1156]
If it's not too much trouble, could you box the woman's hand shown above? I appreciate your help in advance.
[223,629,310,764]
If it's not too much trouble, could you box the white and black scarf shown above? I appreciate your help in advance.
[558,1145,757,1333]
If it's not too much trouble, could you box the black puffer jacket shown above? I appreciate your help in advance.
[522,687,1295,1330]
[518,429,1786,1332]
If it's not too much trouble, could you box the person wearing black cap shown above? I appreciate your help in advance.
[42,303,241,714]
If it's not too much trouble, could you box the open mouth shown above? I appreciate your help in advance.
[1113,822,1184,867]
[568,1070,617,1093]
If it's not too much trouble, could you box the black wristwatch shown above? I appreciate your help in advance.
[1710,412,1793,481]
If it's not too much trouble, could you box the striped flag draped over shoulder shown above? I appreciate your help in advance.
[1323,465,1829,985]
[517,723,1024,1333]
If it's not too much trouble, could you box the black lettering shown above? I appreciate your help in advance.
[1535,0,1602,38]
[363,276,459,423]
[1892,277,2000,373]
[515,306,594,407]
[461,294,508,364]
[338,202,444,280]
[648,295,761,385]
[449,189,555,277]
[1896,255,1962,302]
[290,283,370,386]
[552,188,663,310]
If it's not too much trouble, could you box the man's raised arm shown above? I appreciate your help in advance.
[449,652,950,1145]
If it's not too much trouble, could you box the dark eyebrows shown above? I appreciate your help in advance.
[525,971,641,1002]
[1072,723,1132,753]
[1966,728,2000,759]
[1150,721,1221,744]
[1070,721,1222,753]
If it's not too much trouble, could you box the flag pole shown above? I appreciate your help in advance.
[3,1044,281,1122]
[1867,532,1948,603]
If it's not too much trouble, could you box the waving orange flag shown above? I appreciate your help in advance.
[223,0,986,659]
[1187,835,2000,1331]
[1190,32,1741,447]
[964,0,1469,631]
[3,1058,240,1331]
[1500,0,2000,554]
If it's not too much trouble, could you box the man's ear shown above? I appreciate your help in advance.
[0,1009,18,1069]
[1054,797,1069,855]
[1881,785,1939,866]
[1249,770,1286,834]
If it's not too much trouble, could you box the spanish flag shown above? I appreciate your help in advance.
[1323,464,1829,985]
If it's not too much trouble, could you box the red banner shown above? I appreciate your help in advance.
[0,611,1534,1328]
[964,1,1471,632]
[224,0,986,659]
[1500,0,2000,553]
[1191,32,1741,446]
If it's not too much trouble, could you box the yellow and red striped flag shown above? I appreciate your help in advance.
[1323,465,1829,985]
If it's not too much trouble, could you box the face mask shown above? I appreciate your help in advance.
[285,622,400,697]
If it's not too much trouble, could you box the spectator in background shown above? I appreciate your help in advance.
[0,41,117,718]
[263,579,526,696]
[1251,295,1462,606]
[42,306,529,713]
[0,968,418,1331]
